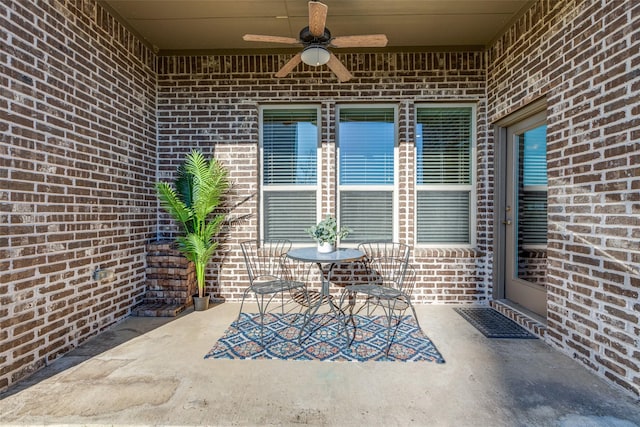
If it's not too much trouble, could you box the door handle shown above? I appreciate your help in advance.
[503,219,512,225]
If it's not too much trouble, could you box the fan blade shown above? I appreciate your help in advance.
[275,53,303,78]
[327,53,353,82]
[331,34,388,48]
[243,34,299,45]
[308,1,328,37]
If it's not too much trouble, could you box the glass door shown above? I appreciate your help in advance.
[504,112,548,317]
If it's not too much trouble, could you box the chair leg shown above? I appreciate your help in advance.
[301,288,311,323]
[298,286,320,345]
[236,289,251,323]
[380,299,406,357]
[280,291,285,315]
[365,296,378,316]
[379,304,394,356]
[300,287,312,321]
[256,293,277,346]
[386,314,406,357]
[256,294,265,346]
[337,290,356,347]
[347,291,356,316]
[409,302,422,331]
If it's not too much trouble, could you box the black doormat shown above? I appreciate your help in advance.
[454,307,537,339]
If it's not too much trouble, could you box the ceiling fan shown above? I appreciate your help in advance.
[243,1,388,82]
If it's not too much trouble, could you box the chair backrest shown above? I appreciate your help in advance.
[357,241,411,264]
[325,242,412,288]
[240,240,292,283]
[397,262,417,297]
[367,256,410,289]
[357,241,411,286]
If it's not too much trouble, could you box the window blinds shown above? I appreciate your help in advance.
[262,108,318,242]
[522,125,548,187]
[340,191,393,242]
[339,108,395,185]
[263,191,317,242]
[416,107,472,185]
[520,191,547,245]
[519,125,548,246]
[416,106,474,245]
[338,107,395,241]
[416,191,470,244]
[263,109,318,185]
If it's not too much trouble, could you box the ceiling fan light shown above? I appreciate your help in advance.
[301,46,330,66]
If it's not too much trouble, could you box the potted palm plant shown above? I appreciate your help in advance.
[156,150,229,311]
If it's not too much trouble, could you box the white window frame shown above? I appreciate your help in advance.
[336,104,399,243]
[259,104,322,242]
[414,102,477,248]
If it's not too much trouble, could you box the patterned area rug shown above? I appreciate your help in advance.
[205,312,445,363]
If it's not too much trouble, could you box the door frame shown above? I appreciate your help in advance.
[492,98,547,302]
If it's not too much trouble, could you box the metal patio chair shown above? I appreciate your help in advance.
[238,240,311,345]
[323,241,411,313]
[341,241,411,314]
[339,257,420,356]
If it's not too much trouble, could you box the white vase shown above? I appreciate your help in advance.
[317,242,336,253]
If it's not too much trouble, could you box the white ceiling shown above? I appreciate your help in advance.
[101,0,533,54]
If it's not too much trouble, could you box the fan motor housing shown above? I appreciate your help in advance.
[299,26,331,45]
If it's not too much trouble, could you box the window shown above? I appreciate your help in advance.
[338,106,397,242]
[415,104,475,245]
[519,124,547,247]
[260,106,319,242]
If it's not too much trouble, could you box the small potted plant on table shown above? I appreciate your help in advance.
[305,215,351,253]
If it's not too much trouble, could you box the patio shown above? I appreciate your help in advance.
[2,0,640,410]
[1,303,638,426]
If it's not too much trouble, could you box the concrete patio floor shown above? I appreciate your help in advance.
[1,303,639,427]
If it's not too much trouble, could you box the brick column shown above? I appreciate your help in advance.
[133,240,197,316]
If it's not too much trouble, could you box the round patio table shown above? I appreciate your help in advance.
[286,247,365,343]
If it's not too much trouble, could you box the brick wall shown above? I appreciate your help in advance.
[488,0,639,397]
[155,52,493,305]
[0,0,157,391]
